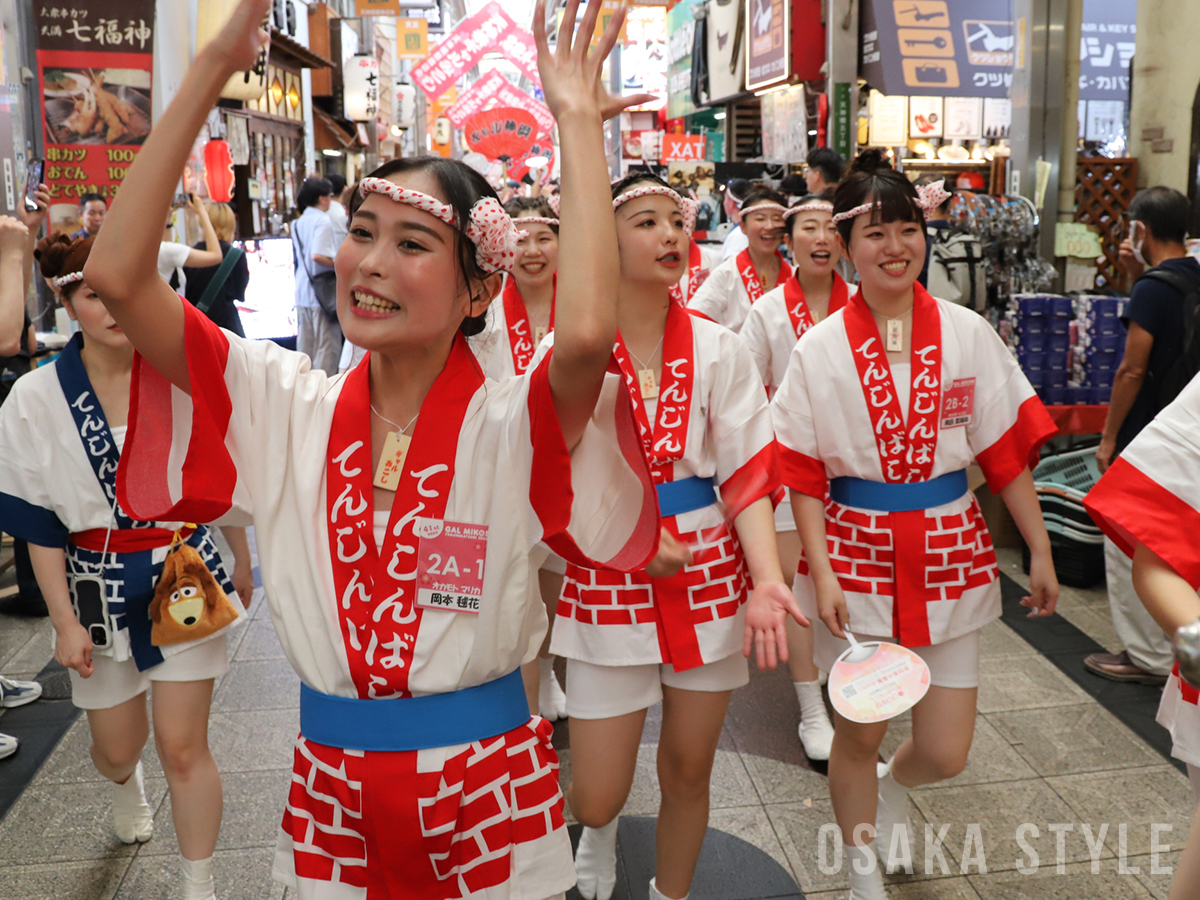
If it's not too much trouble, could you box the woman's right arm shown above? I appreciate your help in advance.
[83,0,270,391]
[28,544,94,677]
[793,491,849,638]
[1132,542,1200,636]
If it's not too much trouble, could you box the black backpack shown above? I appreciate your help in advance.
[1139,266,1200,409]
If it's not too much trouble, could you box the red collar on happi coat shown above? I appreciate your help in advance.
[324,335,483,698]
[612,301,695,484]
[783,270,850,338]
[668,239,704,305]
[736,247,792,303]
[502,274,556,375]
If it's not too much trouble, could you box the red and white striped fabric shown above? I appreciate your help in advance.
[117,300,659,898]
[771,297,1056,647]
[1085,376,1200,768]
[547,313,780,670]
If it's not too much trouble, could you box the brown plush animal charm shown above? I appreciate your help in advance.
[149,542,239,646]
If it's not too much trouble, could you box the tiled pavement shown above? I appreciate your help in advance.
[0,542,1195,899]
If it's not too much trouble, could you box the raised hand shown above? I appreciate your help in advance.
[16,184,50,234]
[204,0,272,76]
[533,0,655,123]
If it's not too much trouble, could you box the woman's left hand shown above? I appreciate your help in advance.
[16,184,50,232]
[1021,550,1060,618]
[743,580,809,670]
[230,563,255,611]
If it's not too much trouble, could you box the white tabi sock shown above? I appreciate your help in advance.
[574,818,619,900]
[111,760,154,844]
[538,657,568,721]
[180,855,216,900]
[845,842,886,900]
[793,680,834,761]
[648,875,688,899]
[875,758,913,871]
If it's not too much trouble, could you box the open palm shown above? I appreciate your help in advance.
[533,0,656,123]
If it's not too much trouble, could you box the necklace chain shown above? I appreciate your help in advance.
[627,335,665,372]
[370,403,419,435]
[867,302,915,320]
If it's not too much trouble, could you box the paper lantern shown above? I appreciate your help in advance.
[204,140,236,203]
[508,136,555,182]
[462,107,539,162]
[344,55,381,122]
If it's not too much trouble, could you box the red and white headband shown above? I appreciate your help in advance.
[783,199,834,220]
[740,201,788,217]
[358,177,523,274]
[831,179,953,226]
[55,271,85,288]
[612,185,698,235]
[512,214,559,228]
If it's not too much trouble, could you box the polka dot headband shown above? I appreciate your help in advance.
[740,201,789,217]
[54,271,85,288]
[783,199,834,220]
[512,215,559,227]
[831,179,953,226]
[359,177,524,274]
[612,185,699,235]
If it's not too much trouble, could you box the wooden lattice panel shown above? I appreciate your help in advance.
[1075,157,1138,291]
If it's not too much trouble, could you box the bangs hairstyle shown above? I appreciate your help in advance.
[349,157,501,336]
[610,170,671,199]
[35,234,94,300]
[504,196,559,234]
[739,184,787,211]
[786,193,834,239]
[833,151,924,246]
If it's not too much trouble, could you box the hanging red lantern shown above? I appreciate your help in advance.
[204,140,236,203]
[462,107,539,162]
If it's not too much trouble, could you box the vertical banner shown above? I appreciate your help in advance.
[831,81,852,160]
[412,1,522,102]
[34,1,155,204]
[398,18,429,61]
[744,0,789,91]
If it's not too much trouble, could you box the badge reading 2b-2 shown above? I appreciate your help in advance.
[894,1,960,89]
[415,519,489,615]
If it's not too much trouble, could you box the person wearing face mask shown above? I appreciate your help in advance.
[688,184,792,333]
[766,153,1059,900]
[739,191,847,762]
[1087,186,1200,686]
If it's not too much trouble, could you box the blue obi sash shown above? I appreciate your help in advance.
[656,476,717,517]
[829,469,968,513]
[299,668,530,752]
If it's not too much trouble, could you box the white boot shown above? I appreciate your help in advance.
[846,842,886,900]
[648,875,688,899]
[180,855,217,900]
[874,758,912,872]
[111,760,154,843]
[794,680,834,761]
[538,657,568,721]
[574,818,618,900]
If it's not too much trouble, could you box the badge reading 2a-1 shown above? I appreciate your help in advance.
[893,0,961,90]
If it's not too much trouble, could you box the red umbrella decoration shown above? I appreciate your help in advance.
[462,106,539,161]
[204,140,236,203]
[508,136,555,183]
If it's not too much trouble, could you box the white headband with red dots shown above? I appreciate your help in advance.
[358,176,524,273]
[55,271,85,288]
[783,199,834,220]
[831,179,952,226]
[612,185,699,235]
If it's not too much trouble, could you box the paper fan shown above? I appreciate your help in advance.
[508,137,556,182]
[462,107,539,162]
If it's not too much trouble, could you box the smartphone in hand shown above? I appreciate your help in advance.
[23,159,44,212]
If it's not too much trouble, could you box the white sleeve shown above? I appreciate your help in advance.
[157,242,192,279]
[312,216,338,260]
[738,302,772,386]
[689,263,733,325]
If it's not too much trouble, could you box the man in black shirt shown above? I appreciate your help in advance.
[1088,186,1200,683]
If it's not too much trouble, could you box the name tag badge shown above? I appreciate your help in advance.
[373,432,411,491]
[940,377,976,429]
[637,368,659,399]
[415,519,488,615]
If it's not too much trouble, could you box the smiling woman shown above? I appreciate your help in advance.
[77,0,663,897]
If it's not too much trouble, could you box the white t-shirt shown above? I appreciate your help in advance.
[292,207,339,310]
[328,199,348,246]
[157,241,192,291]
[721,224,749,260]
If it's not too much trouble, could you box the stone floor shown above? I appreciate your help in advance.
[0,540,1196,899]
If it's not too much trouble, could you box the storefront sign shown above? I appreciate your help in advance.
[868,90,907,146]
[34,0,155,202]
[412,1,533,102]
[1079,0,1135,102]
[356,0,402,16]
[943,96,982,139]
[398,18,429,61]
[909,96,943,138]
[860,0,1016,98]
[707,0,744,104]
[831,82,852,160]
[666,0,696,119]
[344,55,381,121]
[745,0,789,91]
[661,133,706,162]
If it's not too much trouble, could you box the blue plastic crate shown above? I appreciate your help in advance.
[1046,315,1070,335]
[1047,332,1070,353]
[1017,296,1048,316]
[1048,296,1073,316]
[1020,332,1047,352]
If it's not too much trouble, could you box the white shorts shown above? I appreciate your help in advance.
[565,652,749,720]
[69,634,230,710]
[813,627,980,690]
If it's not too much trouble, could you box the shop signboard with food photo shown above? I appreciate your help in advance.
[34,0,154,211]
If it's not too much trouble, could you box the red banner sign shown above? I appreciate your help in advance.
[660,133,706,161]
[492,81,555,137]
[445,69,510,127]
[495,28,541,89]
[35,0,156,203]
[413,1,518,101]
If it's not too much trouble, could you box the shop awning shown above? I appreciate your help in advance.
[313,106,362,152]
[269,28,335,73]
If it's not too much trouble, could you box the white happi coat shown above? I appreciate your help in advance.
[1085,376,1200,768]
[117,302,658,900]
[771,298,1056,647]
[550,311,779,670]
[687,255,755,332]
